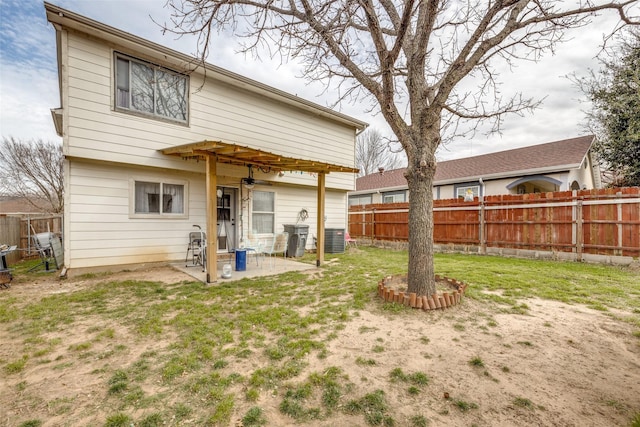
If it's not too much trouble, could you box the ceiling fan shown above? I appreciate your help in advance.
[241,165,271,188]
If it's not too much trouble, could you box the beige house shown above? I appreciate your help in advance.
[350,135,601,205]
[45,3,366,280]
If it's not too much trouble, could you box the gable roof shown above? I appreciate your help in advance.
[356,135,595,191]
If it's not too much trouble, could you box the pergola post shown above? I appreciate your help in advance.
[316,172,326,267]
[206,154,217,283]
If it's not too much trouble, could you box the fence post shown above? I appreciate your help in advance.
[27,216,32,255]
[372,208,376,242]
[479,198,486,254]
[571,190,577,254]
[616,191,623,256]
[576,199,583,262]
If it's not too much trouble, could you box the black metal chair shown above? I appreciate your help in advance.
[185,227,206,271]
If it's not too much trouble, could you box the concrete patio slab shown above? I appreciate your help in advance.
[172,254,317,283]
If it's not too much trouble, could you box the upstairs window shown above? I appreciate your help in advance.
[115,53,188,123]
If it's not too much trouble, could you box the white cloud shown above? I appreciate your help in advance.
[0,0,630,158]
[0,64,60,140]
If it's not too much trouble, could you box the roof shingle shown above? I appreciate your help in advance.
[356,135,594,191]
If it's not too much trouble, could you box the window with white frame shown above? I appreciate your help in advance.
[252,191,275,234]
[348,194,372,206]
[132,180,186,217]
[455,185,480,200]
[382,190,406,203]
[115,53,188,123]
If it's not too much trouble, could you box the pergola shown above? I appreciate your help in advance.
[162,140,359,283]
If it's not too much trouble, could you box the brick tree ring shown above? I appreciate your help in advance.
[377,274,468,310]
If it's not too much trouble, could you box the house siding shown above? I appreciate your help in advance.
[568,157,595,190]
[66,160,345,268]
[63,30,355,191]
[66,160,205,268]
[250,185,348,239]
[48,6,365,271]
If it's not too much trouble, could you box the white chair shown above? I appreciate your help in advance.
[262,232,289,268]
[244,235,264,267]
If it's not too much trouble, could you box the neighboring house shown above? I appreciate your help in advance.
[45,3,366,278]
[0,197,51,214]
[349,135,601,205]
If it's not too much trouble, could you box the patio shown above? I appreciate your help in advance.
[172,254,317,283]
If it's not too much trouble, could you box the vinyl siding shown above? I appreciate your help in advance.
[66,160,348,268]
[63,31,357,191]
[66,160,206,268]
[60,26,359,269]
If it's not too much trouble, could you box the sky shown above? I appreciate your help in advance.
[0,0,635,162]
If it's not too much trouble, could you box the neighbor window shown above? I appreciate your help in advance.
[252,191,275,234]
[455,185,480,200]
[115,53,188,122]
[348,194,372,206]
[133,180,186,217]
[382,190,406,203]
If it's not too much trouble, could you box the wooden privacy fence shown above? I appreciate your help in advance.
[0,215,22,264]
[349,188,640,259]
[0,215,63,262]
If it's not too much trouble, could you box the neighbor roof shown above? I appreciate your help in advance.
[356,135,595,191]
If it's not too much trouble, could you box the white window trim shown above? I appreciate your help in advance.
[382,190,406,203]
[349,194,372,206]
[113,52,190,125]
[455,185,480,199]
[250,190,276,235]
[129,177,189,219]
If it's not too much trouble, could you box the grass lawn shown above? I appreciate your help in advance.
[1,247,639,427]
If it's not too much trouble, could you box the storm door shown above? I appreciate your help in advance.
[216,187,237,252]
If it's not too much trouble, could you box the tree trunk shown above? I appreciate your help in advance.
[403,130,438,297]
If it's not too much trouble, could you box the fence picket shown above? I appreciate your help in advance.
[349,188,640,257]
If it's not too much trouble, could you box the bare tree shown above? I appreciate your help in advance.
[356,128,404,176]
[163,0,639,296]
[0,137,64,214]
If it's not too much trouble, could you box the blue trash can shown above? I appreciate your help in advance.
[235,248,247,271]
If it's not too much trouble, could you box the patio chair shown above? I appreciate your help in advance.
[185,227,206,272]
[345,231,358,248]
[29,232,57,272]
[263,232,289,269]
[243,235,264,267]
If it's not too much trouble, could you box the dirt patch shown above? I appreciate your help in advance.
[1,266,639,426]
[309,297,640,426]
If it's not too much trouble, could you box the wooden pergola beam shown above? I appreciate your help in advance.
[161,140,358,174]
